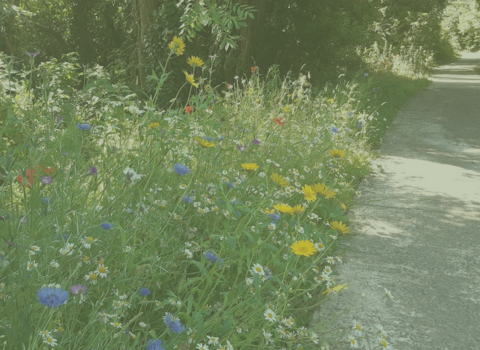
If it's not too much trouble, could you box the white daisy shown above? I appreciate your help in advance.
[85,271,98,285]
[206,335,219,345]
[27,260,38,271]
[251,263,265,276]
[264,308,277,322]
[96,264,109,278]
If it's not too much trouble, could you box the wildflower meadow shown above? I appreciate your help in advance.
[0,29,449,350]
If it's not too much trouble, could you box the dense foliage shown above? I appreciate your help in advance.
[442,0,480,51]
[2,0,474,104]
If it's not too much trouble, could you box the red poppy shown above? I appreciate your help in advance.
[185,106,193,114]
[16,166,55,188]
[273,117,285,125]
[251,66,256,73]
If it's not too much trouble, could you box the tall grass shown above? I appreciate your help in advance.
[0,38,434,350]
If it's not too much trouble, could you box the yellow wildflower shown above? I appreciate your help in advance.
[291,204,305,214]
[187,56,204,67]
[271,173,289,187]
[330,221,350,234]
[241,163,259,171]
[329,149,345,158]
[184,71,198,88]
[311,183,336,199]
[168,36,185,56]
[290,240,316,257]
[148,122,159,130]
[274,203,294,214]
[302,185,317,202]
[194,137,215,148]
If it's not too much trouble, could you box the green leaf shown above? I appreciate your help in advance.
[189,260,211,284]
[220,312,233,336]
[194,312,205,334]
[227,236,237,251]
[245,232,256,246]
[186,295,195,315]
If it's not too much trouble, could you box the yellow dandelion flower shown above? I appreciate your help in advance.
[330,221,350,234]
[274,203,294,214]
[291,204,306,214]
[311,183,336,199]
[148,122,159,130]
[329,149,345,158]
[327,98,334,104]
[187,56,204,67]
[241,163,259,171]
[194,136,215,148]
[284,106,291,113]
[302,185,317,202]
[341,203,347,211]
[168,36,185,56]
[184,71,198,88]
[290,240,316,257]
[271,173,289,187]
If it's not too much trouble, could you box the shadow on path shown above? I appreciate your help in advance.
[309,51,480,350]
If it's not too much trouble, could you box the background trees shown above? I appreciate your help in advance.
[0,0,478,103]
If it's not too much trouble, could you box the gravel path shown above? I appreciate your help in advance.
[309,51,480,350]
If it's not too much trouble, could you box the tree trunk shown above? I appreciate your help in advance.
[224,0,268,82]
[72,0,94,64]
[137,0,155,87]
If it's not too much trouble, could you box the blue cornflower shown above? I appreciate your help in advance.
[364,73,369,77]
[218,136,225,141]
[42,197,50,204]
[270,213,281,221]
[205,136,216,141]
[139,287,151,297]
[372,88,376,93]
[205,252,224,264]
[226,181,234,188]
[37,287,69,307]
[77,123,91,130]
[100,223,113,230]
[331,127,338,133]
[146,339,165,350]
[54,233,69,240]
[173,163,189,175]
[164,313,186,334]
[357,122,363,129]
[183,195,193,203]
[347,112,353,116]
